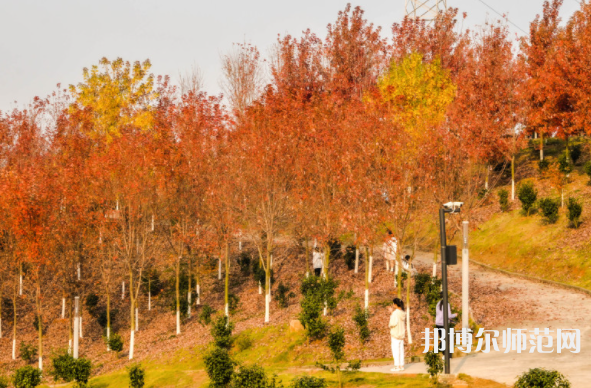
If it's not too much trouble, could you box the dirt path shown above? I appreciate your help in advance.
[361,252,591,387]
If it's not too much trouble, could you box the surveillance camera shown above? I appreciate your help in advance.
[443,202,463,212]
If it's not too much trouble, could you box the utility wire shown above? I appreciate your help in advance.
[475,0,528,34]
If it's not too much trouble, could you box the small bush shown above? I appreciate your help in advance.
[276,282,295,308]
[142,268,162,297]
[231,364,282,388]
[327,327,345,362]
[107,332,124,352]
[50,352,75,382]
[97,308,117,328]
[424,351,443,383]
[204,347,235,388]
[0,376,9,388]
[228,293,240,314]
[343,246,356,270]
[298,276,339,340]
[237,252,251,275]
[291,376,327,388]
[32,316,44,334]
[199,305,215,325]
[72,358,92,387]
[211,316,234,350]
[425,277,443,318]
[570,144,582,164]
[352,305,370,343]
[13,366,42,388]
[127,364,145,388]
[518,181,538,215]
[558,153,572,174]
[498,189,509,212]
[584,161,591,184]
[514,368,570,388]
[567,197,583,228]
[252,260,273,286]
[413,273,431,306]
[538,159,550,172]
[19,342,37,364]
[539,197,560,224]
[85,293,99,310]
[477,188,488,200]
[235,334,254,352]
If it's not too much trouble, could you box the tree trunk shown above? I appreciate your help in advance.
[224,242,229,317]
[304,238,310,277]
[485,164,490,191]
[68,298,72,355]
[540,130,544,161]
[12,292,17,360]
[61,296,66,319]
[406,253,413,344]
[106,291,111,351]
[511,154,515,201]
[354,245,359,274]
[432,242,438,277]
[129,269,135,360]
[122,281,125,300]
[364,246,370,310]
[19,263,23,296]
[176,257,180,335]
[36,284,43,370]
[188,256,192,318]
[148,278,151,311]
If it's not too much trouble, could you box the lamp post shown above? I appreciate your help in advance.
[439,202,462,374]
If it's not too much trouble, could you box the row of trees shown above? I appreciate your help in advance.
[1,0,589,371]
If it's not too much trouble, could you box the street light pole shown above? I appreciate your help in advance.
[438,208,450,374]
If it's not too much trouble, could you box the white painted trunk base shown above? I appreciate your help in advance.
[323,300,327,316]
[19,275,23,296]
[77,263,81,280]
[12,339,16,360]
[364,289,369,309]
[225,303,229,317]
[368,255,373,283]
[135,308,139,331]
[264,294,270,323]
[197,284,201,305]
[129,330,135,360]
[176,310,180,334]
[432,263,437,277]
[187,292,192,318]
[68,339,72,355]
[62,298,65,319]
[73,317,79,359]
[406,307,412,344]
[79,316,83,338]
[218,259,222,280]
[39,356,43,370]
[354,247,359,274]
[258,282,262,295]
[148,293,151,311]
[122,282,125,300]
[106,327,111,351]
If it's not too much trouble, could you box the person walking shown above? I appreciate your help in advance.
[312,246,324,277]
[389,298,406,372]
[383,230,397,272]
[435,292,457,357]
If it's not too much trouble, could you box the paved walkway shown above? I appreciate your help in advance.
[361,252,591,387]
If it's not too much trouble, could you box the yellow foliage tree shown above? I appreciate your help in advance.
[377,52,455,144]
[69,57,157,142]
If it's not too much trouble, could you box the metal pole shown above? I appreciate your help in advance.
[462,221,469,329]
[439,208,450,374]
[73,296,79,359]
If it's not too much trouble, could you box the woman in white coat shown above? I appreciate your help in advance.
[389,297,406,372]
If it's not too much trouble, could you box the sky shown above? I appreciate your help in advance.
[0,0,583,112]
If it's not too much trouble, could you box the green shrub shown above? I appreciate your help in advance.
[413,273,431,306]
[328,238,342,260]
[514,368,570,388]
[50,352,76,382]
[567,197,583,228]
[518,181,538,215]
[199,305,215,325]
[477,188,488,200]
[127,364,145,388]
[142,268,162,297]
[424,351,443,383]
[298,276,339,340]
[235,334,253,352]
[231,364,281,388]
[211,316,234,350]
[107,332,124,352]
[85,293,99,310]
[425,277,442,318]
[72,358,92,387]
[570,144,582,164]
[228,293,240,314]
[291,376,327,388]
[539,197,560,224]
[13,366,42,388]
[97,308,117,328]
[352,305,370,343]
[19,342,37,364]
[343,246,356,270]
[204,347,235,388]
[276,282,295,309]
[237,252,251,275]
[558,153,572,174]
[584,161,591,184]
[32,315,44,334]
[498,189,509,212]
[317,326,360,387]
[252,260,273,286]
[166,271,196,318]
[538,158,550,172]
[0,376,9,388]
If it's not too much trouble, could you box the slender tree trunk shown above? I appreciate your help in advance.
[148,278,151,311]
[196,258,201,305]
[354,244,359,274]
[364,246,370,310]
[176,257,180,335]
[36,284,43,370]
[511,154,515,201]
[368,246,373,284]
[304,238,310,277]
[129,269,135,360]
[224,242,229,317]
[485,164,490,191]
[122,281,125,300]
[19,263,23,296]
[397,254,402,298]
[433,242,438,277]
[106,291,111,351]
[540,130,544,161]
[12,292,17,360]
[188,256,192,318]
[68,298,72,354]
